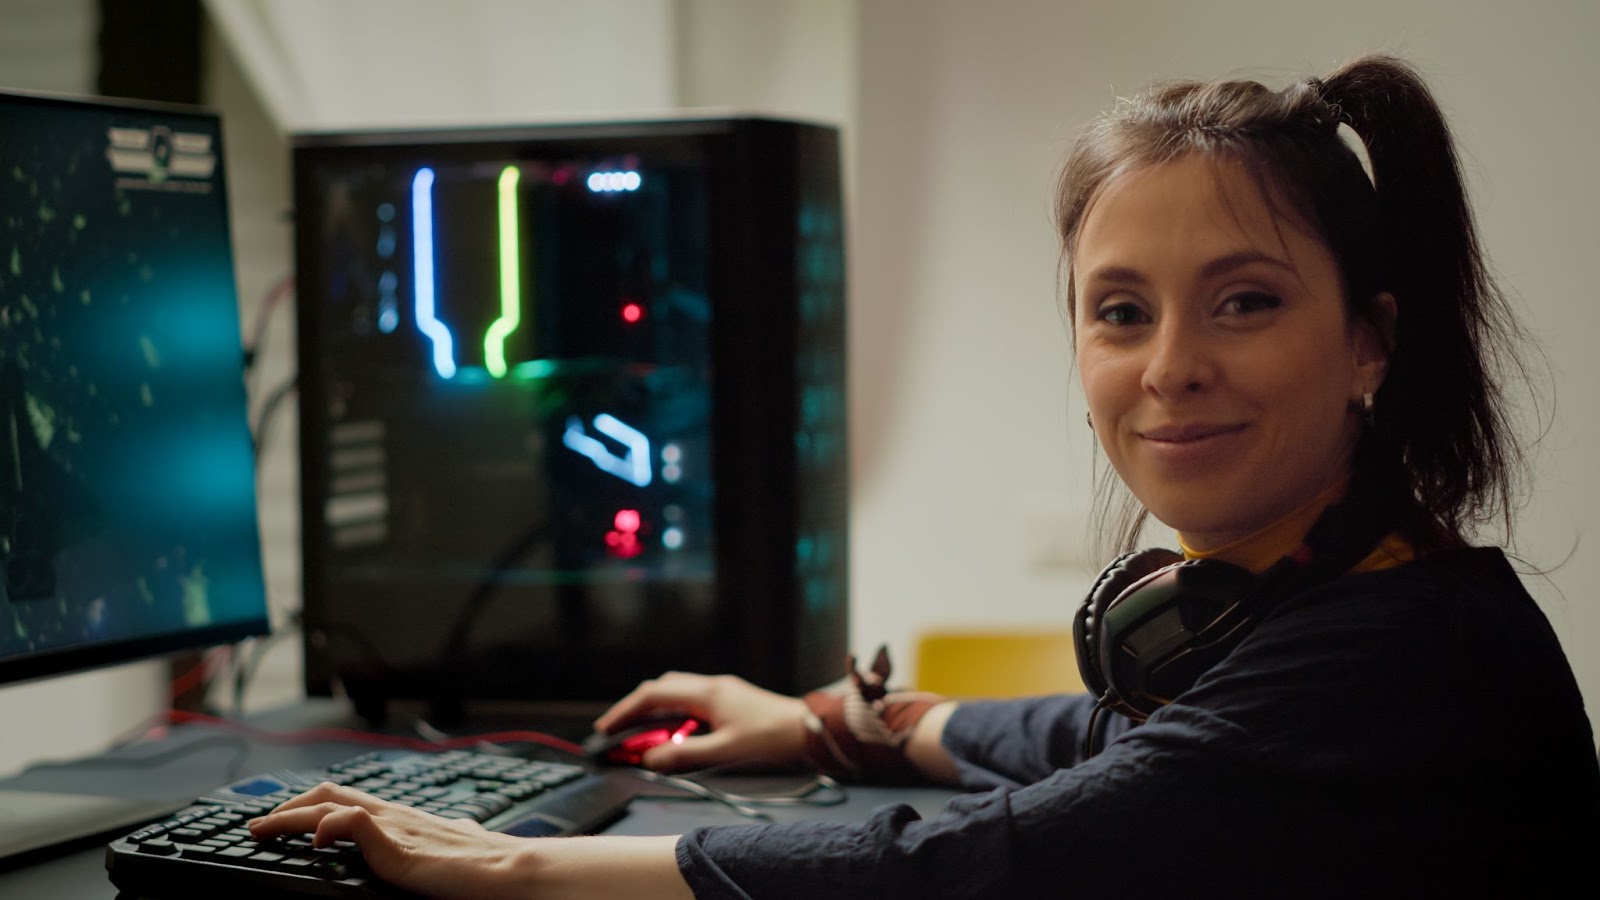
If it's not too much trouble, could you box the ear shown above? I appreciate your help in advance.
[1350,292,1396,397]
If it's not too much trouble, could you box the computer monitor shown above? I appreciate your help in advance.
[0,89,269,688]
[293,118,848,719]
[0,88,269,861]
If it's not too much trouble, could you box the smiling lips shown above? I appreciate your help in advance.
[1139,422,1248,443]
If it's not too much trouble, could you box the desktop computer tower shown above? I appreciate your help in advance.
[291,117,848,720]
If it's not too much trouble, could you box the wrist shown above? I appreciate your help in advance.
[509,835,691,900]
[499,834,552,898]
[906,700,961,783]
[778,694,812,767]
[800,643,947,778]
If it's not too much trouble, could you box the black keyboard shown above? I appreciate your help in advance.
[105,749,636,899]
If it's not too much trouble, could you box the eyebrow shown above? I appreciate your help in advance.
[1081,250,1295,286]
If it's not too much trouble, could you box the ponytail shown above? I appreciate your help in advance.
[1318,57,1524,546]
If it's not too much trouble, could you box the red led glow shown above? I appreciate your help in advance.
[605,509,645,558]
[621,302,644,324]
[608,532,642,558]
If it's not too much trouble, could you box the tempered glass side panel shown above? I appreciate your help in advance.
[296,133,718,702]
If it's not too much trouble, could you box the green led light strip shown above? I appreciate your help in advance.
[484,165,522,378]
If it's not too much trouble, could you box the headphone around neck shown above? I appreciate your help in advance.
[1072,493,1390,734]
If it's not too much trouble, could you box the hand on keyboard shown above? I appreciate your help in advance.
[248,782,535,900]
[106,749,640,898]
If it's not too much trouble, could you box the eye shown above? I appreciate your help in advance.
[1217,291,1281,316]
[1094,300,1149,327]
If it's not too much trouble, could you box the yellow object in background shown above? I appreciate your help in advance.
[913,631,1085,699]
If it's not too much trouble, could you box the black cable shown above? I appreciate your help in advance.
[251,373,299,457]
[231,613,302,716]
[432,517,550,717]
[1083,698,1109,761]
[242,274,295,382]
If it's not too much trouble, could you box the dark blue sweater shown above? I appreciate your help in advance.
[677,548,1599,897]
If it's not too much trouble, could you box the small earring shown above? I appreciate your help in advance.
[1085,410,1094,430]
[1355,391,1375,426]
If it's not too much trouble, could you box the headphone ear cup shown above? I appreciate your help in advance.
[1100,559,1258,718]
[1074,548,1183,706]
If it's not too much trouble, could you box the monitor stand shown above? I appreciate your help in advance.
[0,789,183,865]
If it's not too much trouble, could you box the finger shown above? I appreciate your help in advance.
[268,782,385,815]
[312,803,381,849]
[595,672,709,732]
[640,728,743,773]
[248,801,348,840]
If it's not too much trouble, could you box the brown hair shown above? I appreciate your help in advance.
[1057,55,1527,555]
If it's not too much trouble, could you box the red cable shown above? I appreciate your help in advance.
[159,709,587,759]
[167,646,230,702]
[245,274,295,352]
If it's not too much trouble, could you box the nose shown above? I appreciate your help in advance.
[1140,316,1214,399]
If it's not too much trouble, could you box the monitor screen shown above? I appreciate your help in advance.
[0,90,269,686]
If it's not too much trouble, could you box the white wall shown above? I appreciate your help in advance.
[204,0,681,129]
[849,0,1600,731]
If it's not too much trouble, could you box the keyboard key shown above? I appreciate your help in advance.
[310,859,355,879]
[137,839,178,856]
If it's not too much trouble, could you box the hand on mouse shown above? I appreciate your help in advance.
[594,672,810,773]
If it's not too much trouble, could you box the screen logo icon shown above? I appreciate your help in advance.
[106,124,216,190]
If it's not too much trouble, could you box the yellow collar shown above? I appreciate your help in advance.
[1178,481,1414,575]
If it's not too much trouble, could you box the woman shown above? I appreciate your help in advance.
[251,55,1599,897]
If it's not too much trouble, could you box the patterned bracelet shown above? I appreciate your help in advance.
[800,645,946,783]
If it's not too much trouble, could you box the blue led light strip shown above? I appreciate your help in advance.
[562,413,652,487]
[411,167,456,378]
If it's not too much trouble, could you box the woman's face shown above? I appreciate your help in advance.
[1072,155,1388,550]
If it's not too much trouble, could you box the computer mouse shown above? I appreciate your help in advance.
[582,715,708,766]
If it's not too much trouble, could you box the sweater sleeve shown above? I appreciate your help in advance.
[674,709,1238,900]
[939,693,1137,789]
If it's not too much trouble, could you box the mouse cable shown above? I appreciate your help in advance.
[629,768,849,818]
[626,769,772,821]
[684,768,848,808]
